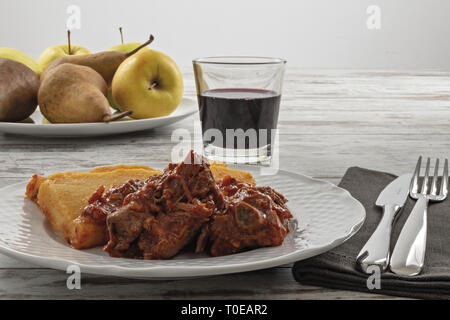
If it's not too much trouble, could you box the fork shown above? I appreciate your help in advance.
[390,156,448,276]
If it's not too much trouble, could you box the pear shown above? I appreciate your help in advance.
[41,35,154,85]
[0,58,40,122]
[0,48,42,76]
[38,63,130,123]
[20,117,35,124]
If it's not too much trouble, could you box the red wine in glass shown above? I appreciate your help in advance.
[198,88,281,149]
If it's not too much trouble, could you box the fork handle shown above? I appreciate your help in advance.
[356,204,399,273]
[390,196,428,276]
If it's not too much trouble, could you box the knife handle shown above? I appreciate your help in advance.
[356,204,399,274]
[390,196,428,276]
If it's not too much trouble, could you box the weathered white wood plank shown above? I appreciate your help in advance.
[0,268,403,300]
[1,134,448,179]
[2,69,448,299]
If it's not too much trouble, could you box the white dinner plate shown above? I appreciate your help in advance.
[0,98,197,137]
[0,165,365,279]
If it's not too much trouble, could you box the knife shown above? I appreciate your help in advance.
[356,173,412,273]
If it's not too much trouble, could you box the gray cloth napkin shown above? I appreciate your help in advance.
[292,167,450,299]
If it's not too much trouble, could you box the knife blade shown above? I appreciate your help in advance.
[356,173,412,273]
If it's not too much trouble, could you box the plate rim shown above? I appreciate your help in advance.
[0,168,366,279]
[0,97,198,136]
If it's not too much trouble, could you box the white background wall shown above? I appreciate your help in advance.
[1,0,450,69]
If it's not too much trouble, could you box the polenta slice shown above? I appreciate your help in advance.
[90,164,155,173]
[26,166,161,248]
[210,163,256,185]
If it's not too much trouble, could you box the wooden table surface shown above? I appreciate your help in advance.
[1,68,449,299]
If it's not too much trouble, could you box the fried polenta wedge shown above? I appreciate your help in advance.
[210,163,256,185]
[25,166,161,249]
[90,164,155,173]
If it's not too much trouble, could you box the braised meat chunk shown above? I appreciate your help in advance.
[198,176,293,256]
[104,151,224,259]
[83,178,145,223]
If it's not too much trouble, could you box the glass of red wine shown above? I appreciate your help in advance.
[193,56,286,164]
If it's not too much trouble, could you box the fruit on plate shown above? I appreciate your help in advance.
[107,27,143,109]
[42,35,154,85]
[107,89,120,110]
[38,63,130,123]
[38,30,90,71]
[0,48,42,76]
[20,117,35,124]
[112,49,184,119]
[42,117,51,124]
[107,27,142,53]
[0,58,40,122]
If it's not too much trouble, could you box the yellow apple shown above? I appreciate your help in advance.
[107,27,142,53]
[38,44,90,70]
[108,43,142,53]
[0,48,42,76]
[106,28,143,110]
[112,49,183,119]
[42,117,51,124]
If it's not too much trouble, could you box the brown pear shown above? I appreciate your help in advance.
[41,35,154,85]
[0,58,40,122]
[38,63,130,123]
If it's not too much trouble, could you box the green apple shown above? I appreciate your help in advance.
[0,48,42,76]
[112,49,183,119]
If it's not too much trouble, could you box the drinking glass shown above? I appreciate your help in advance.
[192,56,286,164]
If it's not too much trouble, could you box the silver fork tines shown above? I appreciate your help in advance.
[441,159,449,198]
[420,157,430,195]
[430,159,439,196]
[390,156,449,276]
[409,155,421,195]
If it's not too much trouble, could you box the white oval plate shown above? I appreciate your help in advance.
[0,98,197,137]
[0,165,365,279]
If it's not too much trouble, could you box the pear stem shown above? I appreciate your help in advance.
[148,82,158,90]
[103,110,132,122]
[119,27,124,44]
[125,34,154,57]
[67,30,72,55]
